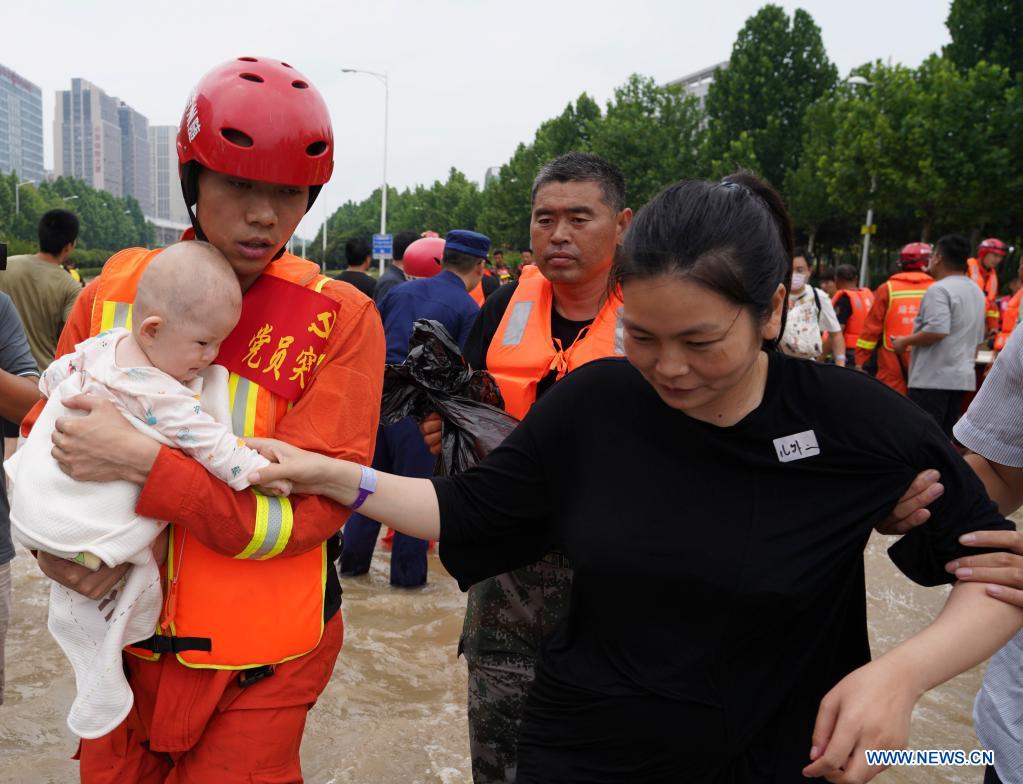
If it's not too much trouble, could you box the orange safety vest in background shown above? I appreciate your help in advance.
[469,281,485,307]
[880,274,932,351]
[486,265,624,419]
[967,257,1001,330]
[995,288,1023,351]
[832,287,874,349]
[92,247,331,670]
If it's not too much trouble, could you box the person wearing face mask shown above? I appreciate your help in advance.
[245,172,1023,783]
[779,248,845,365]
[891,235,986,438]
[855,243,935,395]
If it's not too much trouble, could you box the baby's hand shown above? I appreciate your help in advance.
[258,478,293,498]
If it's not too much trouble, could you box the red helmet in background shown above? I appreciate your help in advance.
[402,237,445,278]
[899,242,932,270]
[977,238,1009,261]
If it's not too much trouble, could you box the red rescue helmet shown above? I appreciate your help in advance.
[978,238,1009,261]
[899,242,932,270]
[403,237,445,278]
[177,56,333,225]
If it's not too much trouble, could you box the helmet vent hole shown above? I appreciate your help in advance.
[239,73,264,83]
[237,56,258,62]
[222,128,254,148]
[306,141,328,156]
[292,80,309,89]
[282,62,293,68]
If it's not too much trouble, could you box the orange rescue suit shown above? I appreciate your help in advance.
[967,257,1001,332]
[831,287,874,350]
[469,280,485,306]
[854,271,934,395]
[486,265,624,419]
[994,289,1023,351]
[57,246,384,780]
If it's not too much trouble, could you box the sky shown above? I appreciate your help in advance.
[4,0,951,239]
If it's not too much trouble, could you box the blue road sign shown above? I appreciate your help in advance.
[372,233,393,256]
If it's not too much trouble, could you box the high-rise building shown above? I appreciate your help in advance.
[119,102,150,214]
[54,78,153,210]
[148,125,190,227]
[55,78,124,196]
[0,63,44,184]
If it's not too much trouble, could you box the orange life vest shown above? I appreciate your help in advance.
[469,280,485,307]
[832,287,874,349]
[93,247,332,670]
[968,257,1000,324]
[881,272,933,351]
[486,264,624,420]
[995,289,1023,351]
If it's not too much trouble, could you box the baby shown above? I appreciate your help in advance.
[6,241,286,739]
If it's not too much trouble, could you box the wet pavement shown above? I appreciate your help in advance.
[0,524,1008,783]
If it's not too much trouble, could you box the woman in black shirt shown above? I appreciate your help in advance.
[250,173,1023,783]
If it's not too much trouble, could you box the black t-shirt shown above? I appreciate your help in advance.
[433,353,1012,782]
[338,269,377,299]
[834,292,853,328]
[463,281,594,398]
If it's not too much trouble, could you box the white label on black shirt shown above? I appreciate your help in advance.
[773,430,821,463]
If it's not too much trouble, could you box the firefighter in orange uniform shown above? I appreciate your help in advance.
[994,258,1023,353]
[967,237,1009,336]
[854,242,934,395]
[831,264,874,367]
[32,57,384,783]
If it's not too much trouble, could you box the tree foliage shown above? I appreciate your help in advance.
[704,5,836,189]
[945,0,1023,77]
[0,173,152,261]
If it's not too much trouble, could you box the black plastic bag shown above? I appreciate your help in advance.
[380,319,519,475]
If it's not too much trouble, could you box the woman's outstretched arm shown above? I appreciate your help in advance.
[247,437,441,541]
[802,581,1023,782]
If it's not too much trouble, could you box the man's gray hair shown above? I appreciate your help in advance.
[531,152,626,213]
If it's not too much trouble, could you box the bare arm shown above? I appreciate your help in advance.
[829,332,847,366]
[804,581,1023,782]
[248,437,441,541]
[0,369,40,423]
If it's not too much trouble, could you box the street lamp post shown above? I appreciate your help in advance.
[341,68,389,274]
[847,75,876,288]
[14,179,34,215]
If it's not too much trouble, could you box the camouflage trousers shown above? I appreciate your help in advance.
[461,552,573,784]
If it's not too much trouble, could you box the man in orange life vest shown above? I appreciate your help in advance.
[831,264,874,367]
[421,152,632,783]
[968,237,1009,337]
[30,57,384,782]
[855,242,934,395]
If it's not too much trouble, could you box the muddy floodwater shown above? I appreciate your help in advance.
[1,521,1012,783]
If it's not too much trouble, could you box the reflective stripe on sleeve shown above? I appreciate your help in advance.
[856,338,878,350]
[236,492,294,560]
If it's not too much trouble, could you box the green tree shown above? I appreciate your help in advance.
[707,130,761,181]
[704,5,837,189]
[945,0,1023,77]
[588,75,705,208]
[784,97,840,249]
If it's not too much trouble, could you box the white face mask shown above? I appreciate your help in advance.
[790,273,807,291]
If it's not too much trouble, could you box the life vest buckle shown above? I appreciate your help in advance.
[238,664,276,689]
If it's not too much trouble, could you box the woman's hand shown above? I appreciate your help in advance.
[802,659,919,782]
[874,470,943,536]
[36,551,130,601]
[420,413,442,456]
[52,394,160,484]
[947,530,1023,607]
[245,438,339,498]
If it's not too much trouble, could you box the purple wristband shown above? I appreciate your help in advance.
[350,466,378,511]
